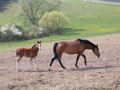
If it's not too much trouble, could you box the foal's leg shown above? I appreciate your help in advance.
[75,54,80,68]
[27,58,32,71]
[48,57,56,71]
[82,54,87,66]
[16,57,22,71]
[34,58,39,71]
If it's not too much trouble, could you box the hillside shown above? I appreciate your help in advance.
[60,0,120,37]
[0,0,120,44]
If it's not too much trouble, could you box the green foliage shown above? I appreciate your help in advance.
[19,0,61,25]
[39,11,68,35]
[1,0,120,43]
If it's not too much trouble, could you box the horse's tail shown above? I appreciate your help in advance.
[53,43,58,58]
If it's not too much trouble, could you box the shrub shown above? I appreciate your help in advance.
[39,11,68,35]
[23,25,43,39]
[0,24,23,41]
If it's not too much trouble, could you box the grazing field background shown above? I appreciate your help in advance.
[0,0,120,90]
[0,0,120,51]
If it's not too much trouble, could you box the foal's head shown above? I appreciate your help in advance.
[32,41,41,50]
[93,45,100,57]
[37,41,41,50]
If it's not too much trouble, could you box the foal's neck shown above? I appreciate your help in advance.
[32,47,39,52]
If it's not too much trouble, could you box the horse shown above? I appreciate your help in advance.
[16,41,41,71]
[48,39,100,70]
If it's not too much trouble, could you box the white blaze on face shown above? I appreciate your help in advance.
[38,43,41,50]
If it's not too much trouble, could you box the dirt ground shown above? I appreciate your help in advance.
[0,34,120,90]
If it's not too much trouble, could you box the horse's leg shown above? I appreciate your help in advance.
[75,54,80,68]
[16,57,22,71]
[34,58,39,71]
[57,57,66,69]
[27,58,32,71]
[82,54,87,66]
[48,57,56,71]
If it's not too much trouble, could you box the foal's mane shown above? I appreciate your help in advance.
[32,44,37,48]
[77,39,97,48]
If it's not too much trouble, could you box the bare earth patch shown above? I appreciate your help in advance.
[0,34,120,90]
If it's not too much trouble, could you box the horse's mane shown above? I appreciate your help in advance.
[77,39,97,48]
[32,44,36,48]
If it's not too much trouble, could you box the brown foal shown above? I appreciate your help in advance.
[16,41,41,71]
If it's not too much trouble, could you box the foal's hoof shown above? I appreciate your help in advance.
[17,69,21,72]
[35,69,40,72]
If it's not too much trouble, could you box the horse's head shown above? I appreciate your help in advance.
[93,45,100,58]
[37,41,41,50]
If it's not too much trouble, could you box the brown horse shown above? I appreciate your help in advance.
[16,41,41,71]
[49,39,100,70]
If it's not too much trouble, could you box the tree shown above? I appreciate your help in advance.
[39,11,68,35]
[19,0,61,25]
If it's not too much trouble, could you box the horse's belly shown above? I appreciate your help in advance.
[64,49,78,54]
[64,46,84,55]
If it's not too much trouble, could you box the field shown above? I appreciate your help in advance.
[0,34,120,90]
[1,0,120,51]
[0,0,120,89]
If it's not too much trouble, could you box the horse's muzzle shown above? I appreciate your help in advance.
[98,54,100,58]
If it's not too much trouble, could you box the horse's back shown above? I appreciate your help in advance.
[57,40,85,54]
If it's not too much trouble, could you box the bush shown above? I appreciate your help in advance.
[23,25,43,39]
[19,0,61,25]
[39,11,68,35]
[0,24,23,41]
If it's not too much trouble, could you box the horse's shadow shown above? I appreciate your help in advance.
[26,65,114,73]
[70,65,114,72]
[26,69,63,73]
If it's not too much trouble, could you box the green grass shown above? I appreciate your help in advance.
[61,0,120,32]
[1,0,120,51]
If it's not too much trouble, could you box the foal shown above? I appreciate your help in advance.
[49,39,100,70]
[16,41,41,71]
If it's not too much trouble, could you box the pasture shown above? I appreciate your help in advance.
[0,0,120,90]
[0,34,120,90]
[1,0,120,51]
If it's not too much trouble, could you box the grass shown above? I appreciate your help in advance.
[0,0,120,51]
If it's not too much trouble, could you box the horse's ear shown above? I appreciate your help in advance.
[96,44,98,47]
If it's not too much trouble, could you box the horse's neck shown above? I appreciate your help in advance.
[85,44,94,51]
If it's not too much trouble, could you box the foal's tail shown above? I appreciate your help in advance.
[53,43,58,58]
[16,49,19,57]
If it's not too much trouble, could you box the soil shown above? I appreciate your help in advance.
[0,34,120,90]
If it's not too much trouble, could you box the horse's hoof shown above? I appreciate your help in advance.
[48,69,52,71]
[63,67,66,69]
[75,66,79,68]
[76,67,79,68]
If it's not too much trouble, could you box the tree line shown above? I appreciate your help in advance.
[0,0,68,41]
